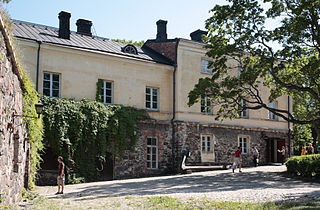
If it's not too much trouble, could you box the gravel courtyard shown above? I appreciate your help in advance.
[31,165,320,208]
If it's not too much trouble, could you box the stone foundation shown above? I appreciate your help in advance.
[113,120,289,179]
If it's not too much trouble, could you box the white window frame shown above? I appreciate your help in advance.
[238,136,249,154]
[268,101,278,120]
[146,137,158,169]
[43,72,60,97]
[201,95,212,114]
[201,59,212,74]
[146,87,159,110]
[102,81,113,105]
[201,135,212,152]
[239,99,248,118]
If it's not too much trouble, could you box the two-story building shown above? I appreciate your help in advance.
[13,11,291,179]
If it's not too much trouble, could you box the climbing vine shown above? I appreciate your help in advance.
[41,96,147,181]
[21,71,44,189]
[96,79,103,102]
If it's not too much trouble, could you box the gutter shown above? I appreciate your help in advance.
[36,41,42,92]
[171,38,180,171]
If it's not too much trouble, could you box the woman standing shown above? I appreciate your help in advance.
[277,146,286,165]
[252,147,259,167]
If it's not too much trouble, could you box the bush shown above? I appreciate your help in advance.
[285,154,320,177]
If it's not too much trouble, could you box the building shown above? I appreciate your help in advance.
[13,11,292,179]
[0,16,30,204]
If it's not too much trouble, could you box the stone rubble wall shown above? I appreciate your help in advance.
[0,22,29,205]
[114,120,288,179]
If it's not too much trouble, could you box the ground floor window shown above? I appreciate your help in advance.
[238,136,249,154]
[201,135,212,152]
[147,137,158,169]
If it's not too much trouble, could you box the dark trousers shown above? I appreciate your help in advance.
[253,156,258,167]
[280,154,285,165]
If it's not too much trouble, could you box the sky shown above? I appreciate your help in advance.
[4,0,228,41]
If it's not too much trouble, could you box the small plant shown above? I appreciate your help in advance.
[67,174,86,185]
[22,189,39,201]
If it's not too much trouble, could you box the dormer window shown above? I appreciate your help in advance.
[122,44,138,55]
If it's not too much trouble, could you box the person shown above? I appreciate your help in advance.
[56,156,65,194]
[301,146,306,155]
[232,146,242,173]
[307,143,314,154]
[277,146,286,165]
[252,147,259,167]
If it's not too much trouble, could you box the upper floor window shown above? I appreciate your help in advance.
[237,67,243,78]
[101,81,113,104]
[268,101,278,120]
[239,99,248,118]
[201,95,212,114]
[238,136,249,154]
[147,137,158,169]
[43,72,60,97]
[201,59,212,74]
[146,87,158,110]
[202,135,212,152]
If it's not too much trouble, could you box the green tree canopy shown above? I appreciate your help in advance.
[188,0,320,138]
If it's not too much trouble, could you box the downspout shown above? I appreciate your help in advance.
[171,38,179,172]
[36,41,42,92]
[288,95,291,157]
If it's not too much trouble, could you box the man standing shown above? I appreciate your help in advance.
[232,146,242,173]
[56,156,65,194]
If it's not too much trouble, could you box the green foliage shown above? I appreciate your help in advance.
[96,79,103,102]
[188,0,320,129]
[111,39,144,47]
[41,96,147,181]
[286,154,320,177]
[67,174,85,185]
[22,189,39,201]
[293,124,313,155]
[21,71,44,189]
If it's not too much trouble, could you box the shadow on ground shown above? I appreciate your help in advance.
[48,169,320,203]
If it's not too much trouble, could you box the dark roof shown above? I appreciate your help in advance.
[13,20,173,65]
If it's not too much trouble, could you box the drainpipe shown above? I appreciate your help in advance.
[171,38,179,172]
[36,41,42,92]
[288,95,291,157]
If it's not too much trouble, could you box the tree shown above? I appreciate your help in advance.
[188,0,320,145]
[111,39,144,47]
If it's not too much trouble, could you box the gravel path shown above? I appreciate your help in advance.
[35,165,320,205]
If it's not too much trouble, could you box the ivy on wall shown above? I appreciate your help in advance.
[41,96,147,181]
[21,71,44,189]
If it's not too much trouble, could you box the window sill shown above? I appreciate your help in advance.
[146,108,159,112]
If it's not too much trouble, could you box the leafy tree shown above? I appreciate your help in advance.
[188,0,320,145]
[112,39,144,47]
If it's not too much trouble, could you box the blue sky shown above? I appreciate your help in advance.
[4,0,227,41]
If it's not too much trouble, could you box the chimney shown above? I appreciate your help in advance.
[190,29,207,42]
[156,20,167,41]
[76,19,92,36]
[58,11,71,39]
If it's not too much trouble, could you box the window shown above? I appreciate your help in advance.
[201,59,212,74]
[268,101,278,120]
[239,99,248,118]
[237,66,243,78]
[202,135,212,152]
[201,95,212,114]
[238,136,249,154]
[101,81,113,104]
[147,137,158,169]
[43,72,60,97]
[122,44,138,55]
[146,87,158,110]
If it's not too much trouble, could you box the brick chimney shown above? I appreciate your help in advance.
[190,29,207,42]
[76,19,92,36]
[58,11,71,39]
[156,20,167,41]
